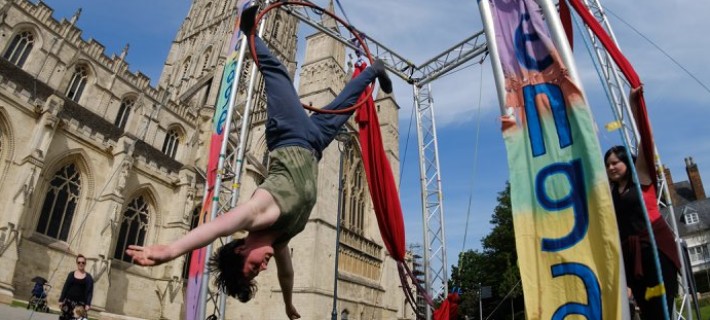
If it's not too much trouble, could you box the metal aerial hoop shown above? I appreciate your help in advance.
[196,0,494,318]
[265,2,490,317]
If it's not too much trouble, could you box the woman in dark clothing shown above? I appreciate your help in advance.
[58,254,93,319]
[605,144,679,320]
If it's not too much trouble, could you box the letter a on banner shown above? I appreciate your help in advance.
[482,0,623,318]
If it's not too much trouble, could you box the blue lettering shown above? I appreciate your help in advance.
[514,13,553,71]
[523,83,572,157]
[215,63,237,135]
[551,263,601,320]
[536,159,588,252]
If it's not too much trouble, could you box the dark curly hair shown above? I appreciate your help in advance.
[208,239,258,302]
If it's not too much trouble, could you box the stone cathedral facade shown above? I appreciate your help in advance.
[0,0,413,319]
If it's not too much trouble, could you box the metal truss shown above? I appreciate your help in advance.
[280,0,489,85]
[578,0,638,149]
[414,84,448,318]
[281,1,697,319]
[415,30,489,86]
[194,11,270,320]
[577,1,695,318]
[281,4,490,315]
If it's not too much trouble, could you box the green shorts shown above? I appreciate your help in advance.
[259,146,318,243]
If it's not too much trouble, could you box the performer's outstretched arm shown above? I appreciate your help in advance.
[127,189,281,266]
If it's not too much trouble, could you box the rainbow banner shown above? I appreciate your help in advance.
[487,0,622,318]
[185,2,251,319]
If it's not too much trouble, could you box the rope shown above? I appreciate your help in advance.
[454,66,485,292]
[483,280,521,320]
[246,0,375,114]
[461,65,485,255]
[398,106,415,190]
[603,7,710,96]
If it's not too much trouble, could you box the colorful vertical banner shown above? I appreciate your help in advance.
[486,0,622,318]
[185,2,251,319]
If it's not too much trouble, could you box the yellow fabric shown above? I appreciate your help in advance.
[645,283,666,301]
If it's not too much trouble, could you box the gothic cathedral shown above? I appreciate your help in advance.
[0,0,410,319]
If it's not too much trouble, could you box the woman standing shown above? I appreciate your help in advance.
[58,254,93,319]
[605,145,680,319]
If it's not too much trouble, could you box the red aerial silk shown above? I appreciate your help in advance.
[353,62,406,261]
[352,62,434,311]
[564,0,656,187]
[559,0,574,49]
[433,293,461,320]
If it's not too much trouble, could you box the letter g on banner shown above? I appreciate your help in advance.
[535,159,589,252]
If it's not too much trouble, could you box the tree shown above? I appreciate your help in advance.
[449,182,524,319]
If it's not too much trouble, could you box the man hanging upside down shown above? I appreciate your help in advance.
[126,2,392,319]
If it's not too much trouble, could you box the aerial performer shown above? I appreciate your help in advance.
[604,87,680,320]
[126,2,392,319]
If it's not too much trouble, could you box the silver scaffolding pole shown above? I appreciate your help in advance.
[215,10,270,319]
[197,6,255,319]
[578,0,639,149]
[575,1,694,318]
[413,83,448,319]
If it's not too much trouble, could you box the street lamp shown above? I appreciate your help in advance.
[331,130,353,320]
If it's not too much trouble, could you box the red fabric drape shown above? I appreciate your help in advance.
[565,0,657,186]
[559,0,574,49]
[433,293,461,320]
[353,62,406,261]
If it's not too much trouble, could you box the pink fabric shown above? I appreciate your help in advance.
[353,62,406,261]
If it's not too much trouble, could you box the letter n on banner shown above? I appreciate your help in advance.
[483,0,623,318]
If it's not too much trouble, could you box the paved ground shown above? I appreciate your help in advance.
[0,303,58,320]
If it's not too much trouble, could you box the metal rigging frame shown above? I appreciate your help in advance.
[200,0,690,319]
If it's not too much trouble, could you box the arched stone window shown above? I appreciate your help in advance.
[271,17,281,41]
[340,143,366,233]
[113,195,150,262]
[114,97,135,130]
[36,163,81,241]
[201,3,212,25]
[3,30,34,67]
[162,128,180,159]
[66,65,88,102]
[181,56,192,80]
[200,47,212,75]
[182,207,202,279]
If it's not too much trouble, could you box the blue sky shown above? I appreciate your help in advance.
[41,0,710,272]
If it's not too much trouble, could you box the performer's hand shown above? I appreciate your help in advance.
[285,304,301,319]
[126,244,173,266]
